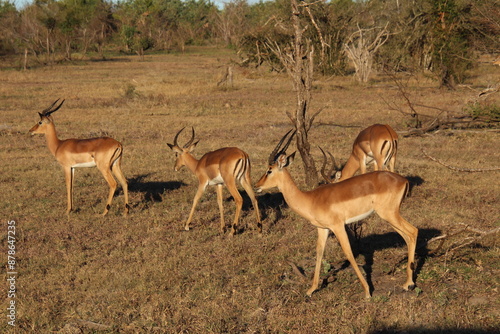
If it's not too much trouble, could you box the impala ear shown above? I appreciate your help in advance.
[276,154,287,169]
[185,140,199,152]
[167,143,182,153]
[276,152,295,169]
[285,152,296,167]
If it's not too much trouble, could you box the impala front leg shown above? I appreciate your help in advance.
[185,185,205,231]
[332,224,371,298]
[64,167,74,215]
[307,227,329,297]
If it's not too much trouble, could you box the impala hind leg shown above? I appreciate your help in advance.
[388,154,396,172]
[98,166,117,216]
[380,211,418,291]
[111,157,129,215]
[240,175,262,234]
[216,184,225,233]
[225,178,243,236]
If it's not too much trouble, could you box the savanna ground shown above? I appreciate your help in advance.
[0,47,498,333]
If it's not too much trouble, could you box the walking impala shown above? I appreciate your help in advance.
[333,124,398,182]
[29,99,129,215]
[167,127,262,235]
[255,130,418,298]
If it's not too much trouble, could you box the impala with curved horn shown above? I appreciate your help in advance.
[167,127,262,235]
[29,99,129,215]
[327,124,398,182]
[255,130,418,298]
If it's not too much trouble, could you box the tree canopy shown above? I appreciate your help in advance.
[1,0,499,86]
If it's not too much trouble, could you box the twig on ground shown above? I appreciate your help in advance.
[421,148,500,172]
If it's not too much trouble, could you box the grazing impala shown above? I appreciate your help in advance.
[29,99,129,215]
[335,124,398,181]
[167,127,262,235]
[255,130,418,298]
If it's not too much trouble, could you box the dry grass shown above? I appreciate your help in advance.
[1,46,499,333]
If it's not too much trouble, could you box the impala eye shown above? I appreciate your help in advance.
[267,169,272,175]
[38,121,43,125]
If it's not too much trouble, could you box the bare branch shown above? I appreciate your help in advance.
[419,224,499,256]
[421,148,500,172]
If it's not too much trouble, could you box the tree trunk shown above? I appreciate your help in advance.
[290,0,318,187]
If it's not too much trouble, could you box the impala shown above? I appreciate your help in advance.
[255,130,418,298]
[334,124,398,182]
[167,127,262,235]
[29,99,129,215]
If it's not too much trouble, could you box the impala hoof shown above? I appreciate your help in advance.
[306,288,316,297]
[124,204,130,215]
[405,283,416,291]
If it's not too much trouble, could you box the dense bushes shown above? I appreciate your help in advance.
[1,0,498,86]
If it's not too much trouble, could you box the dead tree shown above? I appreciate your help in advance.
[217,65,234,87]
[265,0,322,187]
[343,23,390,83]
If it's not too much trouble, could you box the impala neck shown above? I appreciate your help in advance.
[339,156,358,180]
[278,169,315,219]
[43,122,62,157]
[183,153,200,173]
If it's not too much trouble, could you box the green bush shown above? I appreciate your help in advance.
[465,102,500,123]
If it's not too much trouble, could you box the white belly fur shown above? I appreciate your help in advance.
[208,175,224,186]
[72,161,97,168]
[345,210,374,225]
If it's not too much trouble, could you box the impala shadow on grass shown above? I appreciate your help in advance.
[406,175,425,194]
[255,192,287,226]
[128,174,185,202]
[218,190,285,234]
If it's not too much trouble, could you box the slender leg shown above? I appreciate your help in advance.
[185,185,205,231]
[240,175,262,233]
[216,184,225,233]
[374,156,383,171]
[225,179,242,236]
[111,157,129,215]
[307,227,329,297]
[331,225,371,298]
[98,165,117,216]
[381,213,418,291]
[64,167,73,214]
[359,156,367,174]
[389,154,396,172]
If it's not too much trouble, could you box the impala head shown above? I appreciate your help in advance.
[167,127,199,171]
[255,129,296,192]
[29,99,65,135]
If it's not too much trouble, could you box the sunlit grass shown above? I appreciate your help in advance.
[0,47,498,333]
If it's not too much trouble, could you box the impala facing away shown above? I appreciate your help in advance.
[167,127,262,235]
[29,99,129,215]
[255,130,418,298]
[333,124,398,182]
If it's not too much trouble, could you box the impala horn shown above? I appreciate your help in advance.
[173,127,196,148]
[319,146,338,183]
[269,129,296,164]
[40,99,65,118]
